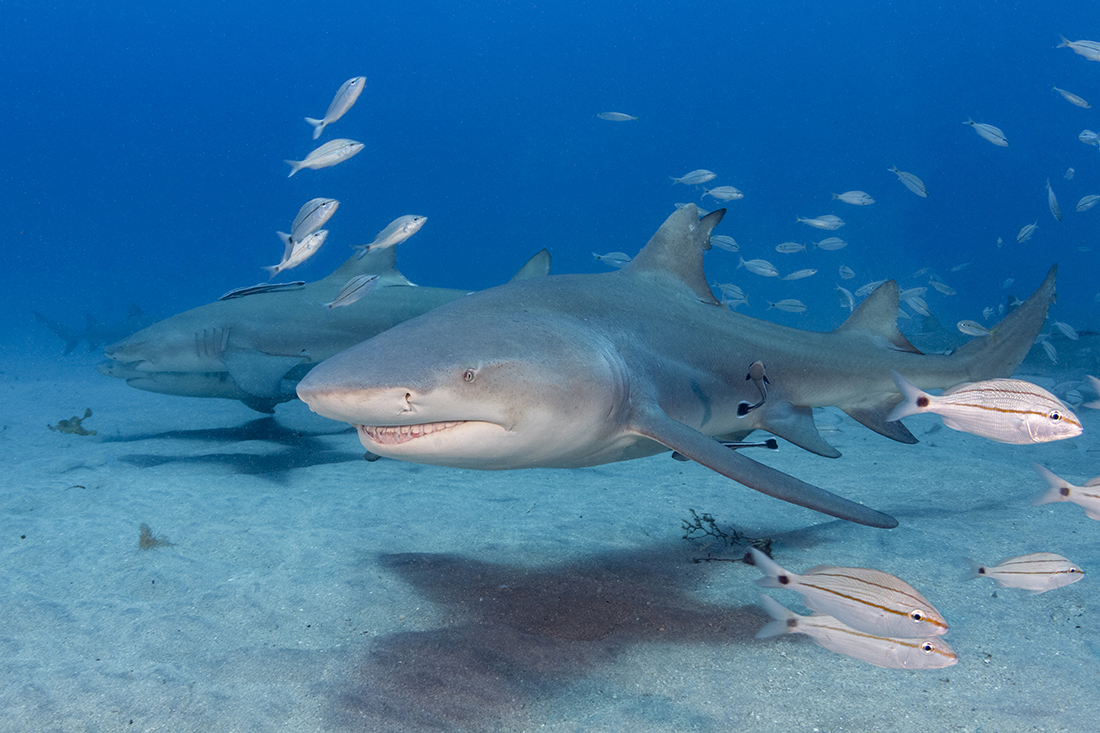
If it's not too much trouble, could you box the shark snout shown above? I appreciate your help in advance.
[296,372,414,425]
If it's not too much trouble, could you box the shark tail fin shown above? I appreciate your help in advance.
[305,117,325,139]
[33,311,83,354]
[952,264,1057,380]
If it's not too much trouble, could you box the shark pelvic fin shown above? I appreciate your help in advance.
[754,403,842,458]
[843,400,919,444]
[625,205,725,305]
[225,352,307,399]
[629,403,897,528]
[833,280,922,354]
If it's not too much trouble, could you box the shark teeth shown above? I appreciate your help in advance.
[359,421,466,445]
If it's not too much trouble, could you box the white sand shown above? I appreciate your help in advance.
[1,352,1097,732]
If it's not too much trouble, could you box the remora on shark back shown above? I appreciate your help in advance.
[100,247,551,413]
[297,205,1057,527]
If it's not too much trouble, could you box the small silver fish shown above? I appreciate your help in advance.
[1039,336,1058,364]
[838,265,855,280]
[1047,180,1063,221]
[1058,36,1100,62]
[1050,320,1079,340]
[323,274,379,310]
[1079,129,1099,146]
[831,190,874,205]
[1033,464,1100,520]
[964,118,1009,147]
[738,256,779,277]
[854,280,886,297]
[670,169,717,186]
[929,280,956,295]
[774,242,806,254]
[755,595,957,670]
[813,236,847,251]
[887,371,1083,444]
[596,112,638,121]
[1085,375,1100,408]
[702,185,744,201]
[1066,167,1076,180]
[888,166,928,197]
[306,76,366,140]
[285,139,364,177]
[781,268,817,281]
[903,295,931,316]
[263,230,329,279]
[968,552,1085,594]
[709,235,739,252]
[1017,222,1038,243]
[1076,194,1100,212]
[593,251,632,268]
[1053,87,1092,108]
[797,214,845,230]
[957,320,994,338]
[278,197,339,247]
[767,299,807,313]
[356,215,427,257]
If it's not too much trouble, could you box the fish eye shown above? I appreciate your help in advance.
[463,368,476,383]
[909,609,926,622]
[920,642,934,654]
[1049,410,1062,421]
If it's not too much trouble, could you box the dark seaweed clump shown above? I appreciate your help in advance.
[681,509,772,562]
[138,522,174,550]
[48,408,96,436]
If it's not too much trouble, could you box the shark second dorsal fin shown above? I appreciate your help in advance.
[833,280,922,354]
[625,205,725,305]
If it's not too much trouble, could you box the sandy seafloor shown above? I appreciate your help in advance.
[2,347,1098,733]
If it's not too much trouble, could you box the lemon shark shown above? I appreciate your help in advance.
[296,205,1056,527]
[100,247,551,413]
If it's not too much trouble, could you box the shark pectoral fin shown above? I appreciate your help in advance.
[224,352,306,399]
[630,406,897,528]
[843,401,919,444]
[756,403,842,458]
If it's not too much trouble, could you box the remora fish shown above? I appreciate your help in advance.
[297,205,1058,528]
[748,547,948,638]
[306,76,366,140]
[285,139,364,177]
[597,112,638,121]
[968,553,1085,594]
[755,594,957,670]
[101,247,551,413]
[1033,463,1100,520]
[887,371,1082,444]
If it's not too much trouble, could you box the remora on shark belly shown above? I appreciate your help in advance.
[297,205,1057,528]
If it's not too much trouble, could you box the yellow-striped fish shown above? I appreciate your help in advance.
[1033,464,1100,520]
[755,594,957,670]
[748,548,948,637]
[967,553,1085,594]
[887,371,1082,444]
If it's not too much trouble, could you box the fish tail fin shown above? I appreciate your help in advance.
[285,160,302,177]
[755,593,799,639]
[961,558,985,582]
[32,311,82,354]
[1058,35,1071,48]
[886,370,929,422]
[305,117,325,139]
[747,547,791,588]
[262,264,280,280]
[1032,463,1070,506]
[951,265,1057,380]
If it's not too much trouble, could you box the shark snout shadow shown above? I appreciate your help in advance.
[332,547,764,731]
[104,417,362,478]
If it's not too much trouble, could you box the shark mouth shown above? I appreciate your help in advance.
[358,421,467,445]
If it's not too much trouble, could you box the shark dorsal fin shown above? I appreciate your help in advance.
[833,280,922,354]
[625,205,725,305]
[509,249,551,281]
[328,246,411,286]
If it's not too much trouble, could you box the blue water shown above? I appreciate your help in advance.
[6,0,1099,352]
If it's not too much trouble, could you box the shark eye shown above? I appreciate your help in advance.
[463,369,476,383]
